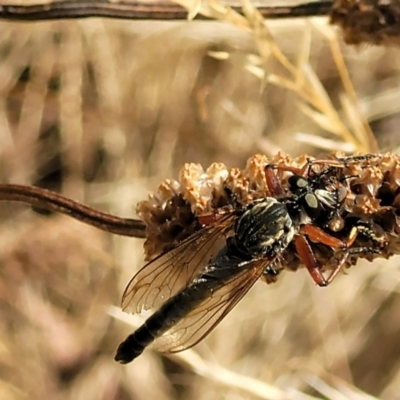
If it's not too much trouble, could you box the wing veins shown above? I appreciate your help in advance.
[121,213,236,313]
[154,257,274,353]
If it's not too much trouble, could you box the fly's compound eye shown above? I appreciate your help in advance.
[303,193,321,220]
[288,175,308,193]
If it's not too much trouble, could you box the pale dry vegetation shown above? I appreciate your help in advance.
[1,1,400,399]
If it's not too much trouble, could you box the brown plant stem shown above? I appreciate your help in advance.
[0,184,146,238]
[0,0,333,21]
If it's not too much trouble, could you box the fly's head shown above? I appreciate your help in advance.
[286,167,348,227]
[234,197,294,257]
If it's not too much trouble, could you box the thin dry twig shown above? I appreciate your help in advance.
[0,0,333,21]
[0,184,146,238]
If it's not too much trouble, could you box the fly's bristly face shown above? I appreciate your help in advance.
[285,166,347,227]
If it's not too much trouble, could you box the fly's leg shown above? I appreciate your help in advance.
[264,164,287,197]
[265,157,343,180]
[336,154,381,165]
[197,188,238,227]
[265,161,311,184]
[265,159,341,194]
[326,222,387,282]
[266,154,380,183]
[307,154,380,170]
[294,233,330,286]
[295,223,385,286]
[298,224,358,286]
[261,264,281,284]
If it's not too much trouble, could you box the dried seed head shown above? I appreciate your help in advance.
[137,152,400,279]
[330,0,400,46]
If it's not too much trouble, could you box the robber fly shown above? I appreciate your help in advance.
[115,156,379,363]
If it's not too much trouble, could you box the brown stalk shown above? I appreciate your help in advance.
[0,184,146,238]
[0,0,333,21]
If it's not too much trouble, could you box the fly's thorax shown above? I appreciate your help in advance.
[234,198,294,256]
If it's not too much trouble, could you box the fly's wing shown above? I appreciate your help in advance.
[153,256,275,353]
[122,213,236,314]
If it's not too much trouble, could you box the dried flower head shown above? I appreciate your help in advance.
[137,152,400,281]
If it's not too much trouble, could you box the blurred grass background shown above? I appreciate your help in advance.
[1,2,400,399]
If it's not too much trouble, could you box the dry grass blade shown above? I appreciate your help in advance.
[294,133,354,152]
[179,0,378,154]
[313,20,378,152]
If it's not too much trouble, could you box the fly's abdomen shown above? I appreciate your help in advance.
[114,281,211,363]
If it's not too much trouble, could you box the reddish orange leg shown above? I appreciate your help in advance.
[295,224,359,286]
[264,159,328,195]
[264,165,285,197]
[197,204,235,227]
[198,186,244,227]
[302,224,356,248]
[295,234,328,286]
[264,159,316,196]
[265,162,310,178]
[198,212,219,226]
[264,158,343,197]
